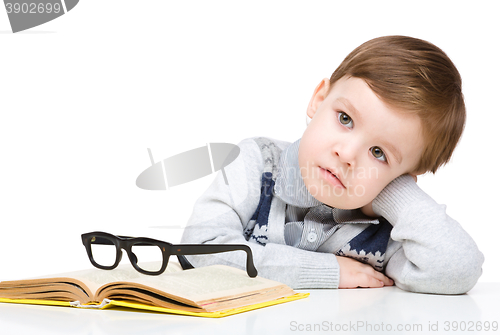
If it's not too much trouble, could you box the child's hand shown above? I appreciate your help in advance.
[336,256,394,288]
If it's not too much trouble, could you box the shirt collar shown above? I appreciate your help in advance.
[274,138,379,225]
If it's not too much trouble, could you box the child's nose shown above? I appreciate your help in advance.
[332,143,358,168]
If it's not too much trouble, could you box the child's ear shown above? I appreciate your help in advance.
[306,78,330,119]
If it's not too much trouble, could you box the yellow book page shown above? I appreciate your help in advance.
[103,292,310,318]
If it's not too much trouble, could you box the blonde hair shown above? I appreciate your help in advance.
[329,36,465,173]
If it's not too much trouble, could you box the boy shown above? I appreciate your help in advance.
[180,36,484,294]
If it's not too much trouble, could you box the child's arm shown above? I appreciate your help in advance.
[372,174,484,294]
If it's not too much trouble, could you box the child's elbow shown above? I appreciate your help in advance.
[435,260,483,294]
[404,248,484,295]
[440,239,485,294]
[442,248,484,294]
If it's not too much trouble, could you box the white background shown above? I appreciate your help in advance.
[0,1,498,282]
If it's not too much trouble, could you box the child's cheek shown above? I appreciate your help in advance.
[354,177,383,203]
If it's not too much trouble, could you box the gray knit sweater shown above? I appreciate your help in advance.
[181,137,484,294]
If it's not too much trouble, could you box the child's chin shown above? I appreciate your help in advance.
[313,196,363,210]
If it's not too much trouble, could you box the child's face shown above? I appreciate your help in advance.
[298,76,424,210]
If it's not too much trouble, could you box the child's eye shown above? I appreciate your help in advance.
[338,112,353,128]
[371,146,387,162]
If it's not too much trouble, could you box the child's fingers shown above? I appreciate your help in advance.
[363,273,394,288]
[364,273,386,288]
[343,273,391,288]
[336,255,394,288]
[360,265,394,287]
[379,276,394,286]
[372,270,394,286]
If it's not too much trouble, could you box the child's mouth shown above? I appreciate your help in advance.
[320,167,346,188]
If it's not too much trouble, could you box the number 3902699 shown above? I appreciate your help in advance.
[5,2,62,14]
[444,321,498,332]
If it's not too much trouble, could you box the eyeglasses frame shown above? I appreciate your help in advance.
[81,231,258,277]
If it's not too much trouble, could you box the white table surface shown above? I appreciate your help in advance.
[0,283,498,335]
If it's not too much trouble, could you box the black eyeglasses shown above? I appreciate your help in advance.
[81,231,257,277]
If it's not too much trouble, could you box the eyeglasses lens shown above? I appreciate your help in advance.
[130,242,164,272]
[90,236,117,267]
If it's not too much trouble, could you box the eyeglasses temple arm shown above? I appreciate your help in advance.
[177,255,195,270]
[171,244,258,278]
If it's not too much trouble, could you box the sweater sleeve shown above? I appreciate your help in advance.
[180,138,340,289]
[372,174,484,294]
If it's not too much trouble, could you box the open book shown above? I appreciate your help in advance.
[0,262,308,318]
